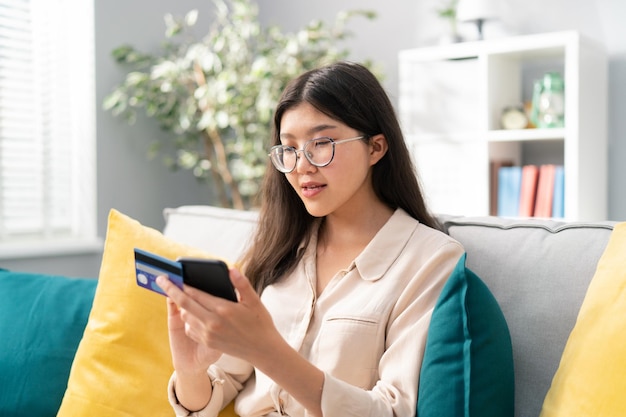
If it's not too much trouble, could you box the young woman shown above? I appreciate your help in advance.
[157,61,464,417]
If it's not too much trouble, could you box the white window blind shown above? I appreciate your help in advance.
[0,0,98,257]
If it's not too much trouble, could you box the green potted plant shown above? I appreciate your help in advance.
[104,0,378,209]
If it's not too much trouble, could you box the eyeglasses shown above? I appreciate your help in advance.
[268,136,366,173]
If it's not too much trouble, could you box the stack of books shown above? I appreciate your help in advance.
[491,162,565,218]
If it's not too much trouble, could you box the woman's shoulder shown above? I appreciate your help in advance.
[394,209,465,257]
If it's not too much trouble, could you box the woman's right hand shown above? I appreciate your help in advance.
[164,294,223,374]
[158,275,219,412]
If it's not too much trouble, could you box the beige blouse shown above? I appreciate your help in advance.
[168,208,464,417]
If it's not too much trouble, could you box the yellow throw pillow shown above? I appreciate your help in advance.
[58,209,237,417]
[540,222,626,417]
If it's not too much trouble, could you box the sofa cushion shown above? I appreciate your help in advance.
[540,222,626,416]
[163,205,258,261]
[440,215,615,417]
[417,254,514,417]
[0,270,96,417]
[57,209,216,417]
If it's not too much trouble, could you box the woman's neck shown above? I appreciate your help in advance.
[318,201,394,252]
[314,201,394,295]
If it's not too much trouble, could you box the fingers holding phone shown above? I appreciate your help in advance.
[135,248,277,363]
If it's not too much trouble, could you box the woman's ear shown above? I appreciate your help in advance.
[369,134,388,166]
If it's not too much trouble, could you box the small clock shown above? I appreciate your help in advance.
[500,106,528,130]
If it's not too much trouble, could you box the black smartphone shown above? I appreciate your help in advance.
[177,258,238,302]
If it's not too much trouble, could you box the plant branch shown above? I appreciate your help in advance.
[194,61,244,209]
[200,131,230,207]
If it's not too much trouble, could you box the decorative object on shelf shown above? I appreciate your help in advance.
[530,72,565,128]
[436,0,462,44]
[500,105,528,130]
[523,101,536,128]
[103,0,378,209]
[456,0,498,40]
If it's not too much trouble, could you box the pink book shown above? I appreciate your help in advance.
[518,165,539,217]
[534,164,556,218]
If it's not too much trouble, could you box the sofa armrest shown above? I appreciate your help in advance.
[438,215,615,417]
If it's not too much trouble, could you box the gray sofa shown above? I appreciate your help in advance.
[0,205,615,417]
[163,206,617,417]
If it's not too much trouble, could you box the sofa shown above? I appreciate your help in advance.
[0,204,622,417]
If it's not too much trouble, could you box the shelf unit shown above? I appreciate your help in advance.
[398,31,607,221]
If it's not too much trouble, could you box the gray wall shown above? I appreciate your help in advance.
[2,0,625,277]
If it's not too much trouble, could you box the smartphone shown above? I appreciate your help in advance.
[134,248,184,296]
[177,257,238,302]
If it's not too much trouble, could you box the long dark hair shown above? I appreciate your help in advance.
[241,61,439,292]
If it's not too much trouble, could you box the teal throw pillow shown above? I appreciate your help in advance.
[0,269,96,417]
[417,254,514,417]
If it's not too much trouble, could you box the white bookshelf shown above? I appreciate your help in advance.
[398,31,607,221]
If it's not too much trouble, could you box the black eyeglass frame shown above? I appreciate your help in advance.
[268,135,366,173]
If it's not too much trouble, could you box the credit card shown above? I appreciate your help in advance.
[134,248,183,296]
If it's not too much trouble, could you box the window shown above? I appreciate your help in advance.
[0,0,98,258]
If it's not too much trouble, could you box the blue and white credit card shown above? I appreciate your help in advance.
[134,248,184,296]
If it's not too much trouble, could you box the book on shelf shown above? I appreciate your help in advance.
[490,160,514,215]
[494,163,565,219]
[519,165,540,217]
[497,165,522,217]
[552,165,565,218]
[534,164,557,218]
